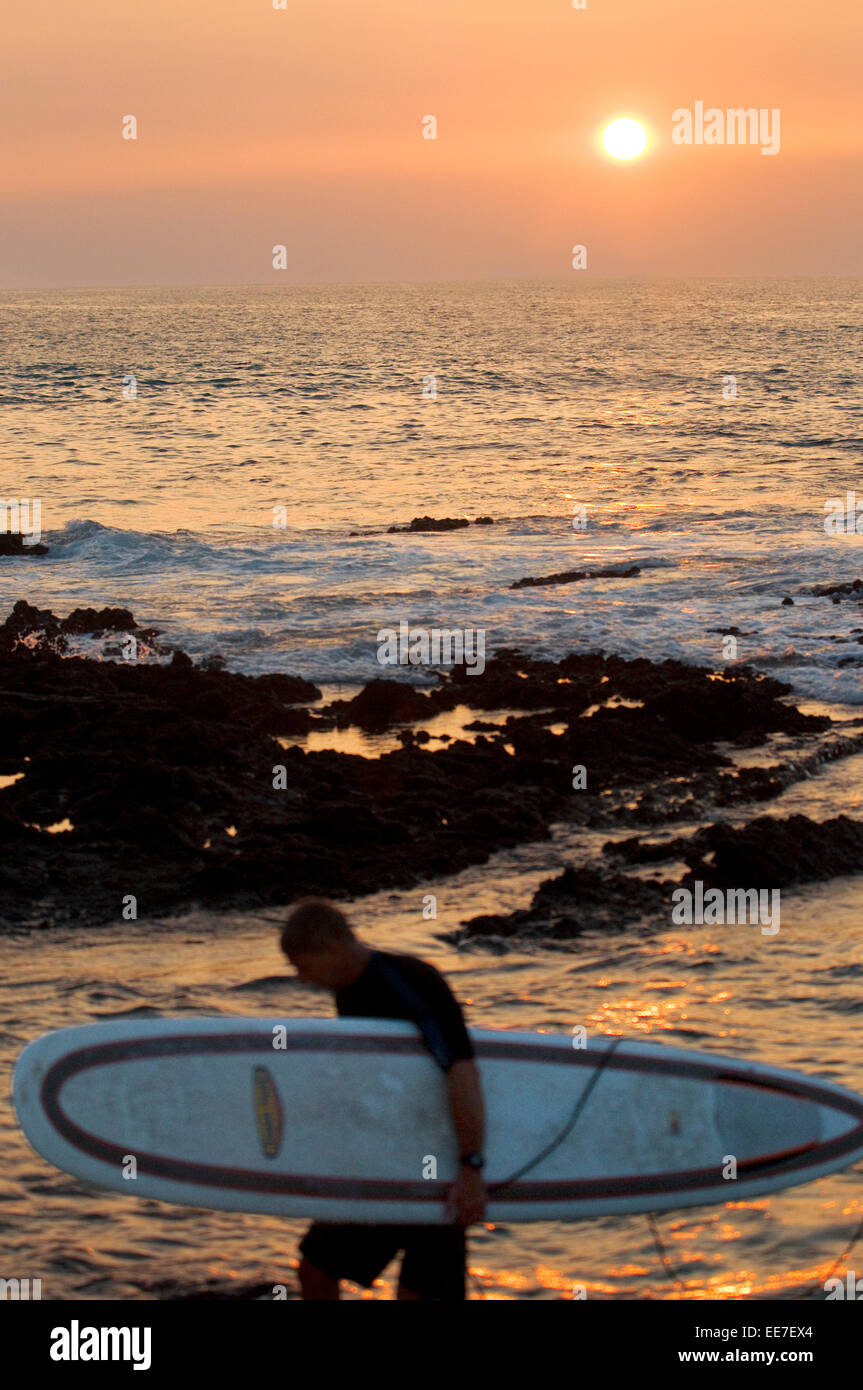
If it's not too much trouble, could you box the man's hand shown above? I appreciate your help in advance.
[444,1059,486,1224]
[445,1164,487,1226]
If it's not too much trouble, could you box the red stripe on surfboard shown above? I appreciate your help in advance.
[38,1030,863,1204]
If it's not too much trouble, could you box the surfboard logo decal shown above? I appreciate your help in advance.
[253,1066,283,1159]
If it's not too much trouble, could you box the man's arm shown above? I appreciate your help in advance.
[444,1058,487,1227]
[369,956,487,1224]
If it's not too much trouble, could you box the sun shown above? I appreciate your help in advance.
[601,118,648,160]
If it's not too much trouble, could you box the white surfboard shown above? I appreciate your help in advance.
[13,1017,863,1223]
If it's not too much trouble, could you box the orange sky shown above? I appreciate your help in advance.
[2,0,861,285]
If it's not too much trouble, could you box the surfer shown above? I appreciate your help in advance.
[280,898,486,1301]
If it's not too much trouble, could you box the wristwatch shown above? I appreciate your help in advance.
[460,1151,486,1171]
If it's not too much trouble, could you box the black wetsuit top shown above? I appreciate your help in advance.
[335,949,475,1072]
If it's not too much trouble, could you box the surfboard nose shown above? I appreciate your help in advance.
[714,1075,822,1164]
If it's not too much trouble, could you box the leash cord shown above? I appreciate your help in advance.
[470,1036,624,1299]
[486,1036,625,1197]
[647,1178,863,1299]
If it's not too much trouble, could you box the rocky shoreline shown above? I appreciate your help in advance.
[448,814,863,946]
[1,599,862,935]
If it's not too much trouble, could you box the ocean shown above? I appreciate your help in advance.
[2,278,863,1300]
[1,278,862,698]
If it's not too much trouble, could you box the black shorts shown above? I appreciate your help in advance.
[299,1221,466,1300]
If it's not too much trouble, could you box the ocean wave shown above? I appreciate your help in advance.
[49,520,214,567]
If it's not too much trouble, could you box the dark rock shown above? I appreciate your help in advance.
[608,814,863,890]
[0,534,49,557]
[0,601,156,656]
[0,604,850,931]
[782,597,794,606]
[0,600,65,654]
[387,516,471,534]
[355,516,492,537]
[327,678,430,730]
[428,648,825,747]
[60,607,137,635]
[449,865,670,943]
[256,672,321,704]
[510,564,641,590]
[453,810,863,944]
[812,579,863,598]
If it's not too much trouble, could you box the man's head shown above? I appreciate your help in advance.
[280,899,368,988]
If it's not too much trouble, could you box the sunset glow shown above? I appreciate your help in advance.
[601,118,648,160]
[2,0,862,283]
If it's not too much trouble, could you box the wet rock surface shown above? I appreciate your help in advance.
[350,516,495,537]
[0,606,854,931]
[449,812,863,946]
[0,601,161,658]
[387,516,478,533]
[325,678,430,730]
[811,579,863,598]
[0,535,49,557]
[607,813,863,889]
[448,866,670,943]
[509,564,641,590]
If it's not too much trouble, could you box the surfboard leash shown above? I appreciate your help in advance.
[799,1189,863,1298]
[646,1171,863,1300]
[645,1211,687,1293]
[485,1035,626,1198]
[468,1037,625,1299]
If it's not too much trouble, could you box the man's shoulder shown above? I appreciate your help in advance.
[374,951,448,988]
[370,951,474,1070]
